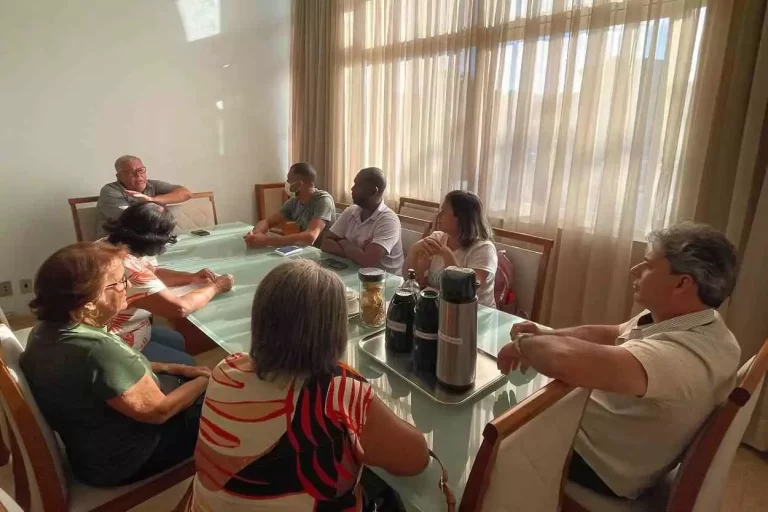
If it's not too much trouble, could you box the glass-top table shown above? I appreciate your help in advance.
[159,222,551,511]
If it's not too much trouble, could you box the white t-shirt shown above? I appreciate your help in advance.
[425,231,498,307]
[107,253,166,352]
[330,202,404,275]
[575,309,740,498]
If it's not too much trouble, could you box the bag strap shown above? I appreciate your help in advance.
[429,449,456,512]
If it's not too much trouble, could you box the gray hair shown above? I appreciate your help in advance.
[249,259,347,381]
[114,155,141,171]
[647,223,738,308]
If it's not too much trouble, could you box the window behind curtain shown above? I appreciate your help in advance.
[332,0,707,239]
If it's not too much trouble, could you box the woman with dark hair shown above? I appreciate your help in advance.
[403,190,498,307]
[20,242,208,487]
[104,202,234,365]
[189,260,429,510]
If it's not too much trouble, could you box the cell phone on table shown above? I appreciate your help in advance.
[191,229,210,236]
[275,245,303,257]
[320,258,349,270]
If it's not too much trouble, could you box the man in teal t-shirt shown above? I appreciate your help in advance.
[245,162,336,249]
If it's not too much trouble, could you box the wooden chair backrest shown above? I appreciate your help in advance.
[398,214,431,256]
[170,191,218,230]
[666,339,768,511]
[491,227,554,322]
[336,201,352,213]
[398,197,440,224]
[0,325,67,511]
[68,196,100,242]
[255,183,288,221]
[460,380,590,511]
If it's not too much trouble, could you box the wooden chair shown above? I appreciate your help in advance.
[460,380,591,511]
[169,191,218,230]
[0,307,31,468]
[491,227,554,322]
[564,338,768,512]
[398,214,431,255]
[0,324,195,512]
[336,201,352,216]
[68,196,101,242]
[397,197,440,224]
[255,182,295,234]
[255,183,288,221]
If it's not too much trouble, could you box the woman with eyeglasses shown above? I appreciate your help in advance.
[20,242,208,487]
[103,202,234,365]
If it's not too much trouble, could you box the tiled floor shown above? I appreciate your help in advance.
[721,446,768,511]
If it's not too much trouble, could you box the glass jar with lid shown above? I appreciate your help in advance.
[358,268,386,327]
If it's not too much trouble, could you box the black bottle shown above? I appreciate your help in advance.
[385,269,419,352]
[412,289,440,375]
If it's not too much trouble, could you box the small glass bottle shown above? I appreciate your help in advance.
[358,268,386,327]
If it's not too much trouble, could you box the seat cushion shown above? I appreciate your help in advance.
[565,473,674,512]
[68,458,194,512]
[12,327,31,349]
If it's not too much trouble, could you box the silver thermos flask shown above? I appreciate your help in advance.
[436,266,478,390]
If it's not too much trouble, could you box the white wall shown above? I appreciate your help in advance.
[0,0,290,314]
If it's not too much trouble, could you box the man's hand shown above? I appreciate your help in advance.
[127,191,154,203]
[164,364,212,379]
[214,274,234,293]
[244,232,270,248]
[192,268,216,283]
[511,321,542,338]
[497,341,530,375]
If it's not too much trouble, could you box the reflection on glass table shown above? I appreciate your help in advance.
[159,223,551,512]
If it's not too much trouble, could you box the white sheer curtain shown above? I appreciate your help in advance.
[316,0,708,325]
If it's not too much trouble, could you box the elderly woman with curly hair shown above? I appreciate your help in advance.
[103,202,234,365]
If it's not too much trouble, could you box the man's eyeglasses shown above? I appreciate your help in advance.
[105,275,129,292]
[120,167,147,178]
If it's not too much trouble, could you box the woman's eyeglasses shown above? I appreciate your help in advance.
[105,275,129,292]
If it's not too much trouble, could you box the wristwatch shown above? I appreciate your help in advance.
[513,332,534,355]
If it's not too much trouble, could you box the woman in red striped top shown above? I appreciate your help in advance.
[188,260,429,511]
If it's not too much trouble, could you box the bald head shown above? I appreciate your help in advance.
[351,167,386,209]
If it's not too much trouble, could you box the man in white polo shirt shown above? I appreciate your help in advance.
[497,223,740,499]
[322,167,404,275]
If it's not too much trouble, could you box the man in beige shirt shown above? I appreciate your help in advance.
[497,223,740,499]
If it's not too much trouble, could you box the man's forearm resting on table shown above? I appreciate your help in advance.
[152,186,192,205]
[547,325,620,346]
[252,212,287,235]
[321,237,347,257]
[252,219,270,234]
[519,334,647,395]
[263,230,321,247]
[339,239,385,268]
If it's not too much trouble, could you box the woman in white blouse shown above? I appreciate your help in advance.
[403,190,498,307]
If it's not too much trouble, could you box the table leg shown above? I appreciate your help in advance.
[171,318,218,355]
